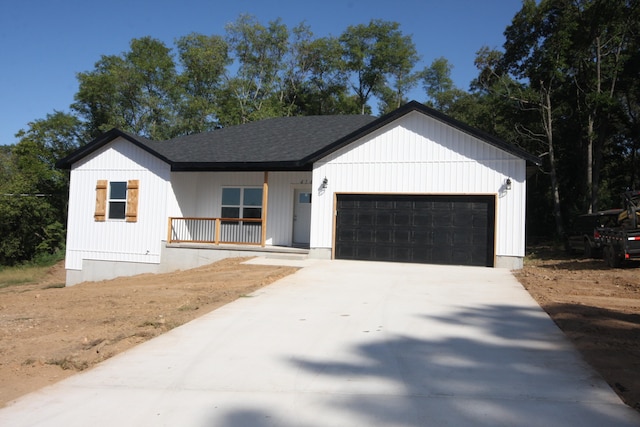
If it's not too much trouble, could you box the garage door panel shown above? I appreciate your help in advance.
[431,249,451,264]
[336,245,354,258]
[394,228,412,243]
[375,246,394,261]
[413,213,431,226]
[472,214,488,228]
[394,213,411,226]
[453,230,473,246]
[356,229,373,243]
[433,230,452,245]
[412,246,429,261]
[376,212,393,226]
[335,194,495,267]
[394,247,411,261]
[375,229,392,243]
[337,229,356,242]
[375,200,394,209]
[452,210,471,225]
[338,211,356,225]
[412,230,432,244]
[433,210,452,226]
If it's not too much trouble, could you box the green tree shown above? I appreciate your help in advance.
[421,57,467,113]
[220,15,291,125]
[340,19,418,114]
[73,37,180,140]
[292,36,358,115]
[175,33,230,134]
[570,0,638,211]
[501,0,578,239]
[0,112,83,264]
[616,10,640,191]
[497,0,640,240]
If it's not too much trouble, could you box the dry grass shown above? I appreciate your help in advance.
[0,265,52,289]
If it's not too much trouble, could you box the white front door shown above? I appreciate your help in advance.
[293,188,312,245]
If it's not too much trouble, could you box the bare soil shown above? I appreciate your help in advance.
[1,251,639,413]
[0,258,298,407]
[515,247,640,412]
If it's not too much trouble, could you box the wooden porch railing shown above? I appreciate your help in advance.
[167,217,263,245]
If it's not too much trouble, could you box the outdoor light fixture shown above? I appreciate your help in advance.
[506,178,512,190]
[321,177,328,189]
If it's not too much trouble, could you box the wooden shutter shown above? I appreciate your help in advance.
[95,180,107,222]
[126,180,139,222]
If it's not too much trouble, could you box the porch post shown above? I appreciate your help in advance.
[262,172,269,247]
[167,217,173,243]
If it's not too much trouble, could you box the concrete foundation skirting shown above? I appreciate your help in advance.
[65,243,310,286]
[307,248,332,259]
[495,255,524,270]
[64,244,521,286]
[65,260,160,286]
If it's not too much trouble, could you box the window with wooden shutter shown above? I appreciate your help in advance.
[95,179,140,222]
[95,180,107,221]
[126,180,139,222]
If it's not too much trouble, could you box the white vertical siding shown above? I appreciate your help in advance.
[167,171,311,246]
[65,138,170,270]
[311,111,527,258]
[267,172,313,245]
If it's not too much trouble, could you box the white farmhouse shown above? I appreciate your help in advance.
[56,101,540,286]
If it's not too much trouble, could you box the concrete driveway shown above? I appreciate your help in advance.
[1,259,639,426]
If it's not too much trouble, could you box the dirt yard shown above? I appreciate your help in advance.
[0,252,639,413]
[515,247,640,412]
[0,258,298,407]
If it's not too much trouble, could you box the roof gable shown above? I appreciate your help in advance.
[305,101,541,166]
[55,129,171,170]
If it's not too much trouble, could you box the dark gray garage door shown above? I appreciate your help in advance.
[335,194,495,267]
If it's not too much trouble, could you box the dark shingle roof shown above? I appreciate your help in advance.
[144,114,377,170]
[56,101,541,170]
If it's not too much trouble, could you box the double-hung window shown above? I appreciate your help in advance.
[94,180,139,222]
[108,181,128,219]
[221,187,263,219]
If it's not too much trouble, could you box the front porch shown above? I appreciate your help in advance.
[169,171,313,249]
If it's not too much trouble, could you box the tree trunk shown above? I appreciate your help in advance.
[542,87,565,240]
[587,115,595,213]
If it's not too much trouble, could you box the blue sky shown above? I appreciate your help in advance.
[0,0,523,145]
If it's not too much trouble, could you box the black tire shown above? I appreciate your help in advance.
[604,245,612,267]
[605,245,622,268]
[584,239,593,258]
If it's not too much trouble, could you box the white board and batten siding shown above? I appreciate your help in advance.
[167,171,312,246]
[65,138,171,272]
[311,111,527,260]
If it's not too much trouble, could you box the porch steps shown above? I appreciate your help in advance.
[263,254,308,261]
[243,253,319,268]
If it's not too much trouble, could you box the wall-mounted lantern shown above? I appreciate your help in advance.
[321,177,328,190]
